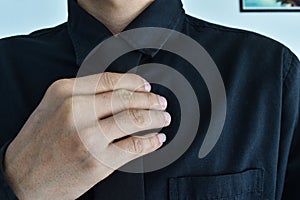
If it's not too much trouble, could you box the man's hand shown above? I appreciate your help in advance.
[3,72,170,200]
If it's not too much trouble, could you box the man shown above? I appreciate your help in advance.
[0,0,299,199]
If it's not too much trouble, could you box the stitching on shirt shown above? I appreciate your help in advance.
[282,43,300,94]
[66,22,81,66]
[166,7,184,31]
[283,50,297,84]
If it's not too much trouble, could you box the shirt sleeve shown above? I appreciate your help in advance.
[0,140,18,200]
[281,51,300,199]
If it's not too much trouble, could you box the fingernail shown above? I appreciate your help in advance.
[158,133,167,144]
[164,112,171,125]
[158,96,167,109]
[144,81,151,92]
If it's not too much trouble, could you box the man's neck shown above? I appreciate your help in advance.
[77,0,154,34]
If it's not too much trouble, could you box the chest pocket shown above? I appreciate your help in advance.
[168,169,264,200]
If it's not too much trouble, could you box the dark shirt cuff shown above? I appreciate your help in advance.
[0,140,18,200]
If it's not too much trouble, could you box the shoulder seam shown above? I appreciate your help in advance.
[0,23,67,42]
[184,15,286,44]
[28,23,67,38]
[184,15,287,53]
[283,50,299,84]
[185,15,250,35]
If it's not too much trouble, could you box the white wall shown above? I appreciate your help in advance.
[0,0,67,38]
[0,0,299,58]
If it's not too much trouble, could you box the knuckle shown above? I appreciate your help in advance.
[130,137,144,153]
[48,79,73,97]
[117,89,133,107]
[128,110,147,126]
[149,136,159,149]
[101,72,117,90]
[146,93,156,107]
[51,79,73,91]
[157,111,166,124]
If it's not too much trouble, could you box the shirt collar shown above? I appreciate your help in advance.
[67,0,185,66]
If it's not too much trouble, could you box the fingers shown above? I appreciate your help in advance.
[72,72,151,95]
[93,90,167,119]
[95,90,167,119]
[114,133,166,154]
[98,109,171,142]
[102,133,166,170]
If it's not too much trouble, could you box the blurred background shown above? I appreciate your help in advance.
[244,0,295,7]
[0,0,299,57]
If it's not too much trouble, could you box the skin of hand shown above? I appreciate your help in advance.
[3,72,170,200]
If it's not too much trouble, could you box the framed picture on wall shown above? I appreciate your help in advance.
[241,0,300,12]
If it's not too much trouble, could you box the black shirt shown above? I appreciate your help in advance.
[0,0,299,199]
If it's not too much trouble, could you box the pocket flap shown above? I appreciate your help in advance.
[169,169,264,200]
